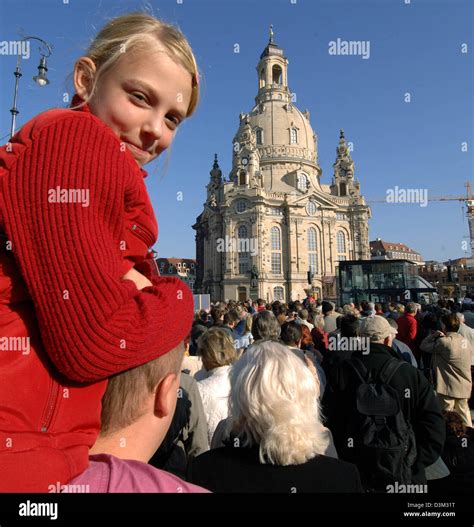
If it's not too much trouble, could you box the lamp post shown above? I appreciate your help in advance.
[10,36,53,139]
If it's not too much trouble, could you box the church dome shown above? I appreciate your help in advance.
[232,26,319,170]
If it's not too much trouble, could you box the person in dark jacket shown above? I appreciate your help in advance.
[322,315,445,487]
[187,340,363,493]
[428,411,474,494]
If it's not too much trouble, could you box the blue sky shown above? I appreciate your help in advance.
[0,0,472,262]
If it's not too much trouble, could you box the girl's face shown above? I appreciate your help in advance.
[83,47,193,167]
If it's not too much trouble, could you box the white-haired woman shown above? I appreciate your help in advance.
[187,341,362,492]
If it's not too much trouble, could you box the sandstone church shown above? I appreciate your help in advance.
[193,28,371,303]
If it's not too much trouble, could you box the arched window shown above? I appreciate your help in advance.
[337,231,347,261]
[272,65,282,85]
[238,225,250,274]
[256,128,263,145]
[271,226,281,274]
[290,128,298,144]
[271,226,281,250]
[259,68,265,89]
[308,227,318,273]
[340,182,347,196]
[239,170,247,186]
[297,173,307,191]
[273,286,284,301]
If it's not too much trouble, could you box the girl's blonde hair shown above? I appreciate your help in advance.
[76,12,199,116]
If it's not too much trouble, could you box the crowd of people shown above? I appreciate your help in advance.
[157,295,473,493]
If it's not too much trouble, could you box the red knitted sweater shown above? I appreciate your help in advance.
[0,107,193,383]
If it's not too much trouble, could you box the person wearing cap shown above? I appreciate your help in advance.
[322,315,445,487]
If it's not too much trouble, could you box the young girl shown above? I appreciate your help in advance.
[0,12,200,491]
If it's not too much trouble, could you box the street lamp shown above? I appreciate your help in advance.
[10,36,53,139]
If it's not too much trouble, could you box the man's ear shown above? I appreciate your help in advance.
[73,57,97,101]
[153,373,180,418]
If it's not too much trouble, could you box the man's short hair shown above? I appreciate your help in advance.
[252,310,281,341]
[280,321,303,346]
[210,306,226,324]
[298,309,309,321]
[340,314,360,338]
[405,302,417,314]
[223,310,239,325]
[100,343,184,436]
[321,301,334,315]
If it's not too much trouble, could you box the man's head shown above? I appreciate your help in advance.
[298,309,309,322]
[280,321,303,348]
[340,314,360,338]
[360,315,397,346]
[321,301,334,315]
[252,310,281,341]
[405,302,418,315]
[210,305,226,325]
[440,313,460,333]
[97,341,185,460]
[223,310,239,328]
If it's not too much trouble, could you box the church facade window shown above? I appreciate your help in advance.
[297,173,307,191]
[306,201,317,216]
[236,199,247,213]
[337,231,347,261]
[237,225,250,274]
[308,227,318,273]
[271,226,282,274]
[273,286,284,301]
[290,127,298,144]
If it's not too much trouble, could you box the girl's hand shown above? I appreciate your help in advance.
[122,267,153,290]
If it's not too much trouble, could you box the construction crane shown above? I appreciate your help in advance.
[366,181,474,258]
